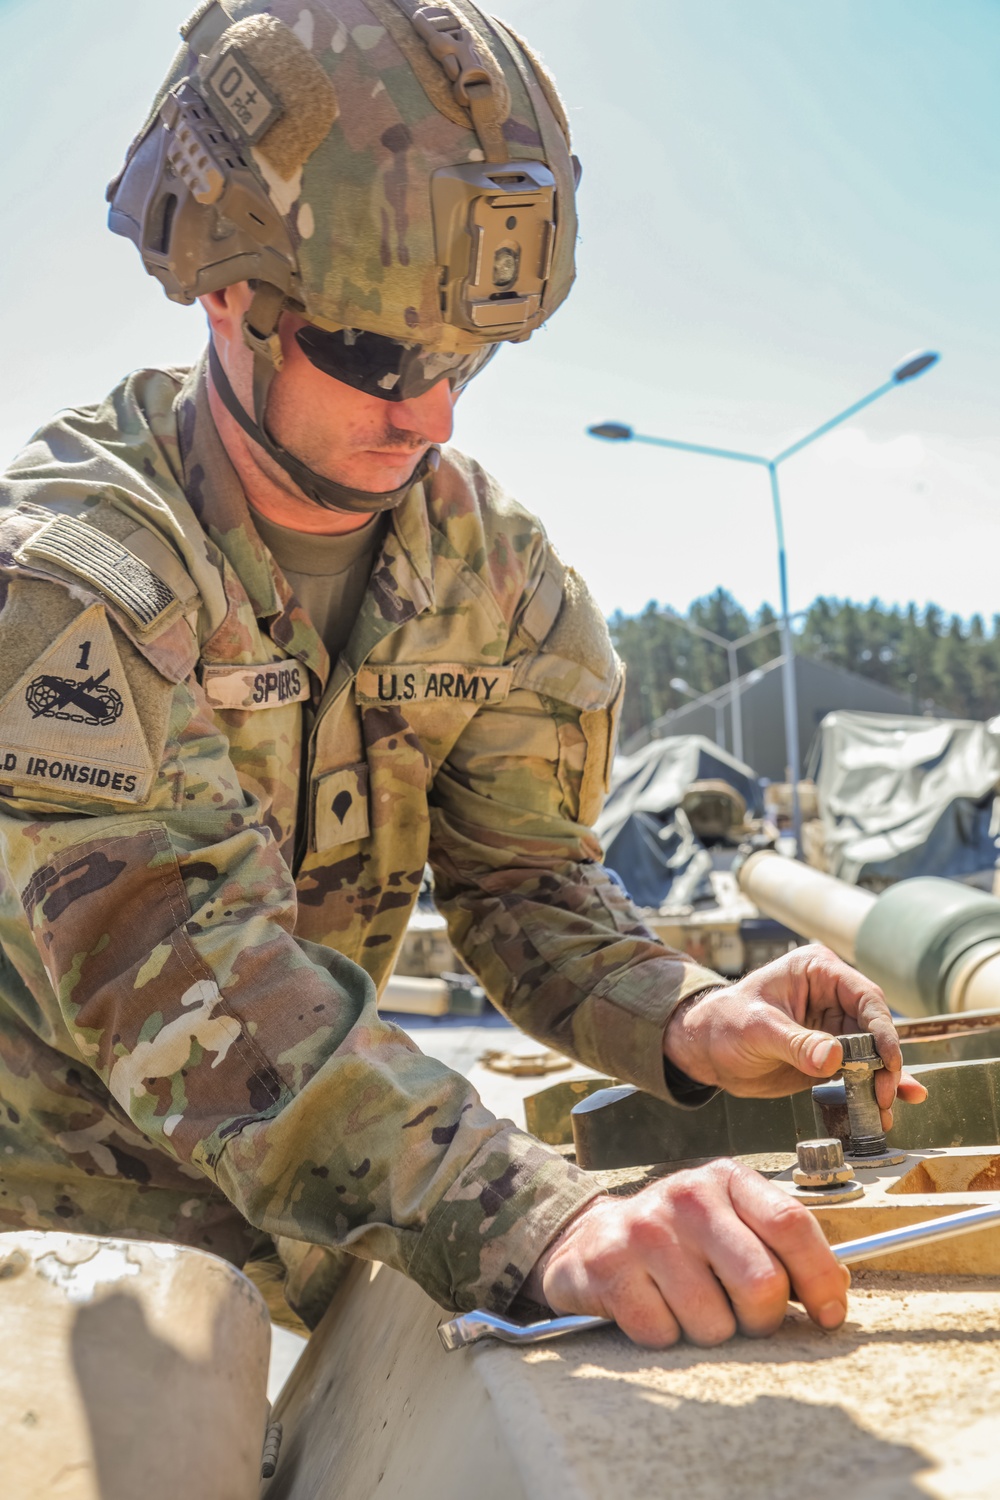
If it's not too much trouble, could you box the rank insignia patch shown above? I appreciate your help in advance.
[313,762,370,852]
[0,606,154,804]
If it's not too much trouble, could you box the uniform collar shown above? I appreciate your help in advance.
[175,356,328,682]
[174,352,436,680]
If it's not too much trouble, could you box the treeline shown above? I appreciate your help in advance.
[608,590,1000,745]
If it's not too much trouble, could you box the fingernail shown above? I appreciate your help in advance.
[813,1039,841,1071]
[818,1300,846,1330]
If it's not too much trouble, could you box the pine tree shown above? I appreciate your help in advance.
[608,593,1000,743]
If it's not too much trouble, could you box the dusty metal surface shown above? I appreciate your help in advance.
[265,1254,1000,1500]
[476,1275,1000,1500]
[0,1232,270,1500]
[786,1147,1000,1276]
[264,1261,527,1500]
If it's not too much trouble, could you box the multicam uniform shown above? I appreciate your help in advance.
[0,360,722,1323]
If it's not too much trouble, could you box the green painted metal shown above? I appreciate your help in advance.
[855,878,1000,1016]
[889,1057,1000,1150]
[571,1085,818,1171]
[569,1057,1000,1171]
[900,1021,1000,1066]
[524,1077,615,1144]
[523,1021,1000,1164]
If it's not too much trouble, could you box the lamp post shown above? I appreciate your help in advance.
[661,607,802,763]
[588,350,940,849]
[664,614,742,757]
[669,673,725,750]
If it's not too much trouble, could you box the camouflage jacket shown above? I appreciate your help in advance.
[0,360,721,1312]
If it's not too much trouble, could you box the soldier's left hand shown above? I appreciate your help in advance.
[663,943,928,1131]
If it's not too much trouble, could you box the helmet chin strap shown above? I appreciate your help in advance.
[207,313,434,517]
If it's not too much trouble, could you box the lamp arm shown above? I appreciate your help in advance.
[771,379,897,465]
[630,433,769,467]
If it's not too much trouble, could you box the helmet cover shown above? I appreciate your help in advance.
[108,0,579,355]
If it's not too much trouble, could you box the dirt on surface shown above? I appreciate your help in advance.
[476,1273,1000,1500]
[592,1150,799,1195]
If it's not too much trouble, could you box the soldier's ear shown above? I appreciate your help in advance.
[199,282,254,342]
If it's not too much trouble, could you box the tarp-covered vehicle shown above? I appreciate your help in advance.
[594,736,798,977]
[596,735,765,909]
[809,711,1000,890]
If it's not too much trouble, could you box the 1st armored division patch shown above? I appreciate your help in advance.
[0,605,154,804]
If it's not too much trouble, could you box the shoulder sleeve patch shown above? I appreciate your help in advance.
[0,604,154,804]
[17,515,184,638]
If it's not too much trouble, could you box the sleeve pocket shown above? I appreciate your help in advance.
[578,672,625,828]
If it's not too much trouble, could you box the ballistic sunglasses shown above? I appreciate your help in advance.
[296,325,499,402]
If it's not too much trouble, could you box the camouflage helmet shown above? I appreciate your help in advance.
[108,0,578,354]
[108,0,578,511]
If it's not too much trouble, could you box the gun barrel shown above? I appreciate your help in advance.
[738,851,1000,1015]
[738,851,875,964]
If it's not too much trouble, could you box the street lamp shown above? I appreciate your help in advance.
[588,350,940,848]
[670,675,725,749]
[660,606,803,763]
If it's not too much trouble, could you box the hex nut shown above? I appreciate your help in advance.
[797,1137,846,1172]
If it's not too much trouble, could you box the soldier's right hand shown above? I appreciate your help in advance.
[523,1158,850,1348]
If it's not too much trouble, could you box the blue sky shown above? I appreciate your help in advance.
[0,0,996,620]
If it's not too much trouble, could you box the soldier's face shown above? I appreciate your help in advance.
[203,283,458,500]
[269,309,458,495]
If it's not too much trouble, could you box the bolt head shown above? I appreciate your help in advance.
[797,1137,846,1173]
[839,1032,881,1065]
[793,1136,854,1188]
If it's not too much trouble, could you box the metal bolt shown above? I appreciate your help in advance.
[261,1421,283,1481]
[811,1077,849,1145]
[793,1137,854,1188]
[838,1032,887,1157]
[837,1032,907,1168]
[789,1135,865,1204]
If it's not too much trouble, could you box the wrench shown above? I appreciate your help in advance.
[438,1201,1000,1350]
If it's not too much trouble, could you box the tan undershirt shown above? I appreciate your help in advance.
[250,509,383,666]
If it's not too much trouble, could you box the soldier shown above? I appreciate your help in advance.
[0,0,923,1345]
